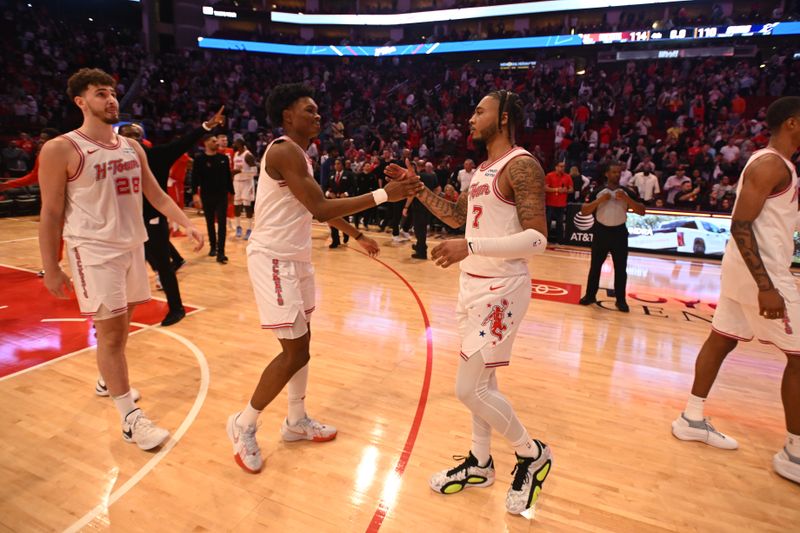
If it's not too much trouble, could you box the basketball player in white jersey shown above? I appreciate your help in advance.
[226,83,420,474]
[672,96,800,485]
[231,138,256,240]
[38,68,204,451]
[386,90,552,515]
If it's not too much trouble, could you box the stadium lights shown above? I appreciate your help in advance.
[271,0,692,26]
[203,6,237,18]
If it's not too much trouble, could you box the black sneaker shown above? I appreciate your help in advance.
[161,309,186,327]
[173,258,186,272]
[505,441,553,514]
[216,255,228,264]
[329,243,339,249]
[208,247,217,257]
[579,296,597,306]
[429,451,495,495]
[411,253,427,260]
[616,301,630,312]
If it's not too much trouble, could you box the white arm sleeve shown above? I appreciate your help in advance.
[467,228,547,259]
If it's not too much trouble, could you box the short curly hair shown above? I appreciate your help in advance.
[266,83,315,126]
[67,68,116,100]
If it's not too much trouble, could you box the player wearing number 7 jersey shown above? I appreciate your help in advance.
[385,90,553,516]
[38,68,205,451]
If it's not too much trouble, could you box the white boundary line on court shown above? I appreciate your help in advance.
[0,236,38,245]
[61,322,210,533]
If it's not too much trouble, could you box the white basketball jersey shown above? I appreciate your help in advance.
[236,160,258,182]
[233,149,252,172]
[460,146,531,278]
[247,136,314,262]
[720,147,799,303]
[61,130,147,261]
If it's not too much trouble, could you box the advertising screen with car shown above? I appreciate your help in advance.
[564,205,800,266]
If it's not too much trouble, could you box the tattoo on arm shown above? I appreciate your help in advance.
[507,157,547,235]
[416,188,467,228]
[731,220,774,291]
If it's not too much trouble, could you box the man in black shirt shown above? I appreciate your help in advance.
[192,134,234,263]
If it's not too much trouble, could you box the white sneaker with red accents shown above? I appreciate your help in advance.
[280,416,337,442]
[226,412,263,474]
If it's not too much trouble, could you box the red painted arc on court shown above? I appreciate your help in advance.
[352,249,434,533]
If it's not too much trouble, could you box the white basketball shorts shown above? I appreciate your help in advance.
[233,179,255,206]
[457,272,531,367]
[66,244,151,321]
[248,251,315,339]
[712,294,800,355]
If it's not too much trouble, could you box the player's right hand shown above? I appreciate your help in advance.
[384,158,417,181]
[187,225,205,252]
[758,288,785,320]
[44,268,73,299]
[385,174,422,201]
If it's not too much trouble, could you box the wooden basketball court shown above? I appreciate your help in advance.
[1,214,797,532]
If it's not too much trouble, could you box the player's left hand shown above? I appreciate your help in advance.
[431,239,469,268]
[187,225,205,252]
[356,234,380,257]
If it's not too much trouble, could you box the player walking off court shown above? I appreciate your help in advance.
[672,96,800,485]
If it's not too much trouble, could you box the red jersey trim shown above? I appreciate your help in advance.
[490,153,532,206]
[74,130,121,150]
[478,146,521,171]
[63,135,86,182]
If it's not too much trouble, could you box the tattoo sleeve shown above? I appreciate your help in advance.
[730,220,774,291]
[507,156,548,236]
[416,187,468,228]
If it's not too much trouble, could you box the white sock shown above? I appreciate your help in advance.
[287,364,309,425]
[684,394,706,421]
[513,435,541,459]
[787,432,800,458]
[238,402,262,428]
[113,391,137,422]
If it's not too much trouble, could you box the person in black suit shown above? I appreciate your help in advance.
[326,158,353,248]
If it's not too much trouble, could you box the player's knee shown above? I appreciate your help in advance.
[285,349,310,372]
[707,331,737,354]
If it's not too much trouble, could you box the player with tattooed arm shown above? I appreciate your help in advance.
[672,96,800,485]
[386,90,552,515]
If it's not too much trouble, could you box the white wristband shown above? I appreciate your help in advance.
[467,228,547,258]
[372,188,388,205]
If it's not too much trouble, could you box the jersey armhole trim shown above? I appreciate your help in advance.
[492,152,533,206]
[63,135,86,182]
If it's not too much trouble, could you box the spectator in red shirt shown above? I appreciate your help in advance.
[599,121,613,149]
[545,161,574,243]
[574,103,590,137]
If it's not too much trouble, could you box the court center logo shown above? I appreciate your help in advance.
[573,212,595,231]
